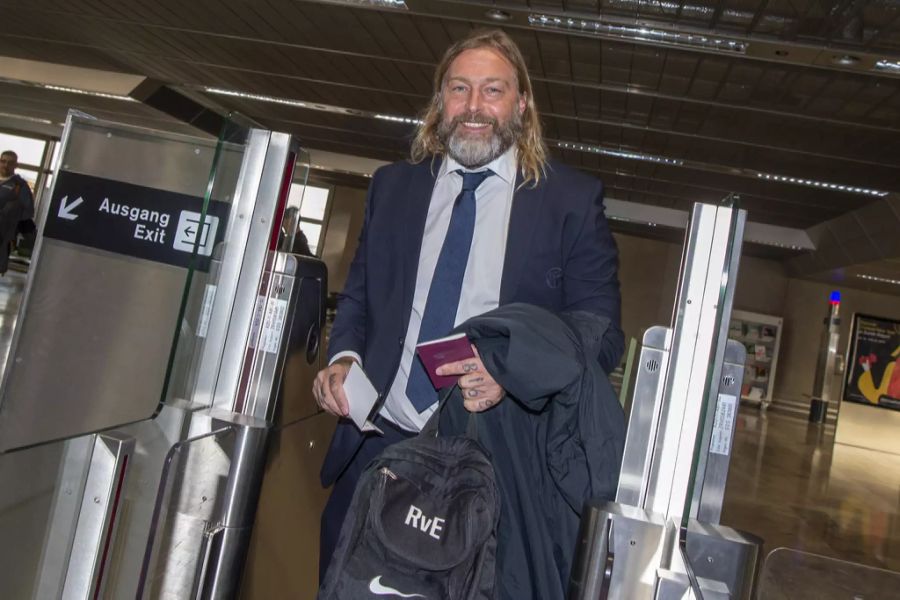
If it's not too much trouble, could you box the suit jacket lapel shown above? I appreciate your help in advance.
[500,171,545,303]
[401,158,440,323]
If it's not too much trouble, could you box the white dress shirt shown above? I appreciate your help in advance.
[337,147,517,431]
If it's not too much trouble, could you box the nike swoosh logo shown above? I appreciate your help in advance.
[368,576,426,598]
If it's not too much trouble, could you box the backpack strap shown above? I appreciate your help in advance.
[419,385,478,439]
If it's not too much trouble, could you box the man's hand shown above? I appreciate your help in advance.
[313,357,356,417]
[436,346,505,412]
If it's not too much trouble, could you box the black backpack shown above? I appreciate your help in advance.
[317,408,500,600]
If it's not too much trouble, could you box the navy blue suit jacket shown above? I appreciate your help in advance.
[321,157,623,486]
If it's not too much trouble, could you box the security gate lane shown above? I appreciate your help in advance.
[569,201,760,600]
[0,113,327,599]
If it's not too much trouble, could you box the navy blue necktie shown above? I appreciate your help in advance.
[406,169,493,412]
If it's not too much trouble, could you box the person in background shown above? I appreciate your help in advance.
[281,206,314,256]
[312,28,624,581]
[0,151,35,274]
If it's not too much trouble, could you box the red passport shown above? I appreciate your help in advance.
[415,333,475,389]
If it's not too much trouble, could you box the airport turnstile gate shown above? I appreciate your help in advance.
[2,115,759,600]
[0,113,328,599]
[569,201,761,600]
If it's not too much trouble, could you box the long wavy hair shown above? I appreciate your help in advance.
[410,29,548,186]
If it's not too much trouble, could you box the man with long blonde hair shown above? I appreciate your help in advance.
[314,28,623,592]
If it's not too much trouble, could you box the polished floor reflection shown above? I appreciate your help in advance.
[723,404,900,575]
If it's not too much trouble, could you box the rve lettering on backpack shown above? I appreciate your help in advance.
[404,505,445,540]
[317,435,499,599]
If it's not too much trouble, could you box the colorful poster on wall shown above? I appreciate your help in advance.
[843,314,900,411]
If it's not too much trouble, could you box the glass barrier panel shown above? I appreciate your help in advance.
[0,114,246,597]
[758,547,900,600]
[159,119,250,408]
[680,199,746,599]
[681,197,743,530]
[0,435,94,598]
[0,113,231,451]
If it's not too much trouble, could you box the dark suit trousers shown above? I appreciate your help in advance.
[319,416,416,582]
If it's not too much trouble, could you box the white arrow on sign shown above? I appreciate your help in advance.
[58,196,84,221]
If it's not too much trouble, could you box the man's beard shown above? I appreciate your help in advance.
[437,110,522,168]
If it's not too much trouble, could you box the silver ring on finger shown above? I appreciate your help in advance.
[467,389,479,398]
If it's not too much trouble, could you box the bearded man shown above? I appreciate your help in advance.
[314,29,624,581]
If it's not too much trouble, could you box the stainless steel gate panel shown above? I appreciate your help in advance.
[1,114,319,599]
[617,325,672,508]
[696,340,747,525]
[61,432,134,599]
[645,203,746,522]
[93,405,193,598]
[685,521,760,600]
[189,130,297,413]
[32,403,191,599]
[655,570,730,600]
[0,437,88,599]
[136,410,269,599]
[570,202,756,599]
[0,114,243,452]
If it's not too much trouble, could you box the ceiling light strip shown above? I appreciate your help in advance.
[528,13,748,54]
[300,0,407,9]
[373,113,423,125]
[857,274,900,286]
[203,87,893,199]
[556,140,683,165]
[206,87,309,108]
[204,86,423,124]
[755,172,888,197]
[41,84,136,102]
[747,240,807,250]
[0,111,55,125]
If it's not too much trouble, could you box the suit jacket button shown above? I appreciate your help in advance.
[398,337,404,346]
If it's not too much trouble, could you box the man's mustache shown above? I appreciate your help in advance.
[448,112,497,129]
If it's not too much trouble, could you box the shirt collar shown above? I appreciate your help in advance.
[439,145,517,185]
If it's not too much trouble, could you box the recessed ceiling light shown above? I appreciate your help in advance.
[874,59,900,73]
[485,9,511,21]
[832,54,861,66]
[528,13,748,54]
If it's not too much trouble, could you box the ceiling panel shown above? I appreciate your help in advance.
[0,0,896,274]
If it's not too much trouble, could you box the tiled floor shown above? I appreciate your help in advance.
[723,404,900,576]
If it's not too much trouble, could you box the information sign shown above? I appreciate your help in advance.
[43,171,229,269]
